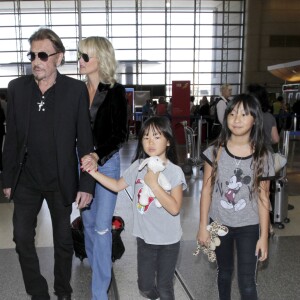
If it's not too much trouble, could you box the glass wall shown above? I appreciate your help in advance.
[0,0,245,101]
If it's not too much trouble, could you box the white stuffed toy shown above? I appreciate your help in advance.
[138,156,171,208]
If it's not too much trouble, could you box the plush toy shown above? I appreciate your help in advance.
[138,156,171,208]
[193,221,229,262]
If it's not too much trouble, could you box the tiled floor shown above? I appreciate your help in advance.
[0,134,299,300]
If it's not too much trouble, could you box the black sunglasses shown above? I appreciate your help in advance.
[77,51,91,63]
[27,51,59,62]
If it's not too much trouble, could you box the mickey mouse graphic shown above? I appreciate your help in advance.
[221,168,251,211]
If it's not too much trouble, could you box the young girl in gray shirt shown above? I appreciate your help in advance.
[82,116,186,300]
[197,94,275,300]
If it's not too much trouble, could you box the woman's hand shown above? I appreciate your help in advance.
[81,152,99,172]
[256,236,268,261]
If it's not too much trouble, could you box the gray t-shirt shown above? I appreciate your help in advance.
[202,145,275,227]
[263,112,277,150]
[123,159,187,245]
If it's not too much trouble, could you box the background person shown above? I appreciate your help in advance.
[0,100,5,172]
[273,95,286,132]
[247,83,279,151]
[210,84,232,140]
[216,84,232,124]
[197,96,210,117]
[2,28,94,300]
[0,93,7,118]
[142,99,152,121]
[78,36,128,300]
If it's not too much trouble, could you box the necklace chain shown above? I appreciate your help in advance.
[234,155,242,167]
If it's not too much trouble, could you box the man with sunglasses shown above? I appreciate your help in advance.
[2,28,95,300]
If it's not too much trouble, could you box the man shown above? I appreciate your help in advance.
[210,84,232,139]
[2,28,95,300]
[273,95,287,132]
[216,84,232,124]
[273,95,284,115]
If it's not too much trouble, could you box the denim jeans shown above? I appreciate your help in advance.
[215,223,259,300]
[82,152,120,300]
[13,184,73,299]
[137,237,180,300]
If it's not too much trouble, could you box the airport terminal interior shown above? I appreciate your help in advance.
[1,1,300,299]
[0,132,300,300]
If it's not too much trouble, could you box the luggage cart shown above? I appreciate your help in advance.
[181,119,203,176]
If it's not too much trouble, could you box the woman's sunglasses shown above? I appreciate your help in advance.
[77,51,91,63]
[27,51,59,62]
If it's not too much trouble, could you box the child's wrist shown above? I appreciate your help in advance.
[151,184,160,193]
[90,152,99,162]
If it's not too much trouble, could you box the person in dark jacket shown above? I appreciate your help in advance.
[0,101,5,171]
[198,96,210,117]
[78,36,128,300]
[2,28,95,300]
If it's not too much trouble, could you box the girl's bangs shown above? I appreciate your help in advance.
[230,98,254,116]
[144,123,162,136]
[242,97,258,118]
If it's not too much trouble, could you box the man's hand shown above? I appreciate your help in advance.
[3,188,11,199]
[75,191,93,209]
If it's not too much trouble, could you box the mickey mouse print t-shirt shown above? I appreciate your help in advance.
[201,145,275,227]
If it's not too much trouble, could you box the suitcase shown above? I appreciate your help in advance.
[71,215,125,262]
[270,177,290,229]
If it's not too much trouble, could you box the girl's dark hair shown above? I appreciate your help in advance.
[210,93,269,199]
[132,116,178,164]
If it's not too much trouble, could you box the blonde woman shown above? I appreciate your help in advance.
[77,36,127,300]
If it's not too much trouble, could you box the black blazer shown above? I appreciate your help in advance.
[93,82,128,166]
[3,73,95,205]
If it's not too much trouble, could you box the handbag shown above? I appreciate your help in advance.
[71,215,125,262]
[272,152,287,173]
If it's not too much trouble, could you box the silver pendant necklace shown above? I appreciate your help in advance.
[37,80,56,112]
[37,96,46,112]
[234,155,242,167]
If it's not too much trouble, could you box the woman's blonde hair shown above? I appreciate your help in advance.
[78,36,117,86]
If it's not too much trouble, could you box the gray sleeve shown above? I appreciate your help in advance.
[201,146,214,165]
[176,167,187,191]
[261,152,275,179]
[217,100,227,124]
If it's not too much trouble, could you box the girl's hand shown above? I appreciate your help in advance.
[197,226,211,247]
[81,153,98,172]
[144,169,159,189]
[255,237,268,261]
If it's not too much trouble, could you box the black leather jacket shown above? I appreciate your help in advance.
[92,82,128,166]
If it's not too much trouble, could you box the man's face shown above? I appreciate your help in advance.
[30,39,62,82]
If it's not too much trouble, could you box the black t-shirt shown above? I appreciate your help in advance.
[20,83,59,191]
